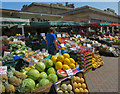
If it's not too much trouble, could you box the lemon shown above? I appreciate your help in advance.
[69,58,75,64]
[57,55,64,62]
[69,63,75,69]
[63,53,70,58]
[64,58,70,65]
[62,64,70,70]
[51,56,57,64]
[55,61,62,70]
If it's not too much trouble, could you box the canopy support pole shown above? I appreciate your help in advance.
[22,25,24,36]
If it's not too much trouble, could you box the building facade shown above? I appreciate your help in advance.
[1,2,120,34]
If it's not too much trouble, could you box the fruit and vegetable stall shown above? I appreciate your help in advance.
[0,36,106,94]
[0,29,119,93]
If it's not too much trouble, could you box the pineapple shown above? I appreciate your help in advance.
[0,84,5,93]
[0,74,8,83]
[20,73,27,80]
[5,84,15,93]
[14,71,21,78]
[9,76,20,87]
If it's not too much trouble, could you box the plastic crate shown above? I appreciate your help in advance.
[2,60,18,69]
[13,54,24,60]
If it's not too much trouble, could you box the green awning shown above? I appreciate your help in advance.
[31,21,83,27]
[0,17,30,28]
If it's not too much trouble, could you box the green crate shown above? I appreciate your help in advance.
[2,60,18,69]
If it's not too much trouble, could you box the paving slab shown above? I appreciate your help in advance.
[85,56,119,93]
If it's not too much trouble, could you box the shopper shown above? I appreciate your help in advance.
[46,27,57,55]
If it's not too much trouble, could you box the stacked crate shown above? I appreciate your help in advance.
[77,49,93,74]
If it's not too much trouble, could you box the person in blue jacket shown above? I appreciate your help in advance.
[46,27,57,55]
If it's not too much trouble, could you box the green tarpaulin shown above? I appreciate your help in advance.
[31,21,83,27]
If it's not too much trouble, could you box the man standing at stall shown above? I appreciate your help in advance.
[46,27,57,55]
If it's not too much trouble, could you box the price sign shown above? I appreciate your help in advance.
[62,34,66,37]
[66,68,73,76]
[57,34,61,38]
[41,33,45,37]
[87,44,91,47]
[0,66,7,74]
[4,51,10,57]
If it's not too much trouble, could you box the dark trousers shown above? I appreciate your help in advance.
[47,44,57,55]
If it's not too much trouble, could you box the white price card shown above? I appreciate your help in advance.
[62,34,66,37]
[41,33,45,37]
[57,34,61,37]
[4,51,10,57]
[66,68,73,76]
[87,44,91,47]
[0,66,7,74]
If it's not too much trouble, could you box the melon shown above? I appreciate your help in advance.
[57,70,67,78]
[44,59,53,68]
[23,78,35,92]
[35,62,46,72]
[26,69,40,80]
[48,74,58,83]
[39,79,50,87]
[47,67,56,75]
[39,72,47,79]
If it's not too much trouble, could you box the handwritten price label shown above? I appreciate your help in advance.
[0,66,7,74]
[66,68,73,76]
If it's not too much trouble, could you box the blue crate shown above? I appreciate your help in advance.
[13,54,24,60]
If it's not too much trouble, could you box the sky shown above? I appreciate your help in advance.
[1,2,119,15]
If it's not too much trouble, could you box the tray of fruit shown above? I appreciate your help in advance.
[72,71,89,94]
[54,77,75,94]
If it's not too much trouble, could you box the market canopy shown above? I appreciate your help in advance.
[84,22,120,27]
[31,21,83,27]
[0,17,30,28]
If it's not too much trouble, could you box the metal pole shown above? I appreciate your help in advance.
[22,25,25,36]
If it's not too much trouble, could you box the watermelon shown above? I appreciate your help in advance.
[23,78,35,92]
[44,59,53,68]
[27,69,40,80]
[57,70,67,78]
[39,79,50,87]
[47,67,56,75]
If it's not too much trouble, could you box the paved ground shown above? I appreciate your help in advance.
[85,56,119,93]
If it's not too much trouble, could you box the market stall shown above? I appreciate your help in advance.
[1,20,119,93]
[0,17,30,36]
